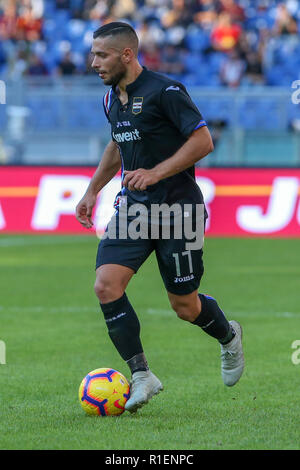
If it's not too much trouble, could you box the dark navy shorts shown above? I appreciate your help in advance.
[96,209,205,295]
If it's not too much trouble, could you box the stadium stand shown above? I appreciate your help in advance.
[0,0,300,86]
[0,1,300,166]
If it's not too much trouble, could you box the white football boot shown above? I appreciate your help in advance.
[125,370,163,413]
[220,320,244,387]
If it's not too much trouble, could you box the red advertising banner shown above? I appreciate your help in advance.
[0,166,300,236]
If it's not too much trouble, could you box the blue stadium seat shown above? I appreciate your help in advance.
[184,52,204,74]
[0,106,6,129]
[42,19,62,41]
[63,98,84,128]
[265,66,283,86]
[238,98,285,130]
[3,0,300,137]
[85,20,102,33]
[61,97,104,129]
[25,97,61,130]
[50,40,72,63]
[181,74,199,87]
[53,9,71,26]
[184,28,210,53]
[82,99,107,129]
[192,98,232,124]
[66,19,86,42]
[208,52,227,74]
[183,53,204,74]
[43,0,56,19]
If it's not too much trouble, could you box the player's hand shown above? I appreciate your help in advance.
[123,168,160,191]
[75,193,97,229]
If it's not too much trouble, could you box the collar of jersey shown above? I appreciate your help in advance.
[112,66,148,96]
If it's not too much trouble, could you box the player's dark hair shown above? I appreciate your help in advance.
[93,21,138,42]
[93,22,139,56]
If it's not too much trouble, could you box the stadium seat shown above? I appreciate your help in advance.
[265,66,284,86]
[207,52,227,74]
[184,28,211,53]
[25,97,61,130]
[42,19,62,41]
[238,97,286,130]
[2,0,300,138]
[66,19,86,42]
[53,9,71,26]
[61,97,104,130]
[43,0,56,19]
[0,106,6,129]
[183,53,204,74]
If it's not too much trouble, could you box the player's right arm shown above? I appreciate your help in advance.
[75,140,121,228]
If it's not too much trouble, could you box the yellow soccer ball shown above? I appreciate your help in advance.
[79,368,130,416]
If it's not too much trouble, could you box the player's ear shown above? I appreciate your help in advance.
[122,47,133,64]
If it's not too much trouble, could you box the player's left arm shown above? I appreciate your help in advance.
[123,84,214,191]
[123,125,214,191]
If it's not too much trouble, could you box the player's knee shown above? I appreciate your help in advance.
[94,279,107,302]
[94,278,122,303]
[170,299,195,322]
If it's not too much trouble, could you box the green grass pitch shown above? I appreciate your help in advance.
[0,234,299,450]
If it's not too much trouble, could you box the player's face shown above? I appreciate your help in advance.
[91,37,127,86]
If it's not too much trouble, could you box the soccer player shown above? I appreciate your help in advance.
[76,22,244,413]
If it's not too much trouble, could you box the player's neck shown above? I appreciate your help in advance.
[117,62,143,95]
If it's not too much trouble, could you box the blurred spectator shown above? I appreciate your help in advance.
[56,0,70,9]
[28,0,44,19]
[193,0,218,30]
[161,0,194,29]
[15,5,43,41]
[26,52,48,75]
[218,0,245,24]
[243,50,264,86]
[110,0,136,20]
[136,19,164,50]
[84,50,95,74]
[140,42,161,71]
[0,41,7,69]
[0,0,18,40]
[211,11,242,52]
[71,0,85,19]
[88,0,113,21]
[273,3,298,36]
[220,47,246,87]
[56,51,77,75]
[159,44,185,75]
[8,48,28,78]
[0,0,300,88]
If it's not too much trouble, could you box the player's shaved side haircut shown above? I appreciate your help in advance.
[93,22,139,56]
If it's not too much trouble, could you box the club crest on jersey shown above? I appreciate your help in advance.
[132,97,143,115]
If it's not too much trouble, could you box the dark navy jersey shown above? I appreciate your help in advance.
[102,66,207,208]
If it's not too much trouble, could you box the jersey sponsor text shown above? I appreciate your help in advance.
[112,129,141,143]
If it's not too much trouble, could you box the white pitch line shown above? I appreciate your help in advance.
[146,308,174,316]
[145,308,300,318]
[0,305,99,313]
[0,305,299,318]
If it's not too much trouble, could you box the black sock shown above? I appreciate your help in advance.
[126,352,149,375]
[100,293,147,371]
[192,294,235,344]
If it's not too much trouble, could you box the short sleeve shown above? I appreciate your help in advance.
[160,84,206,138]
